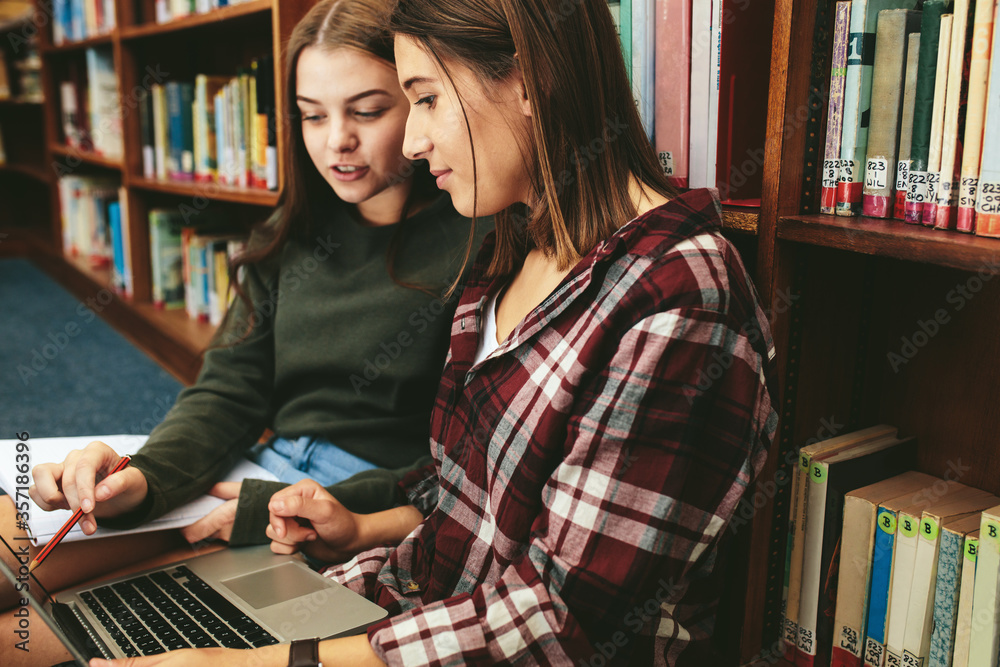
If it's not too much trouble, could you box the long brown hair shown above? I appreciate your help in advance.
[389,0,674,276]
[224,0,435,343]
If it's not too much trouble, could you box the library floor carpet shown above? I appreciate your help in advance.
[0,258,181,439]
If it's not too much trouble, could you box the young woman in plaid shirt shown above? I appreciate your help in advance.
[94,1,779,665]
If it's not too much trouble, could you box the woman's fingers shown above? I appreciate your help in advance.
[29,461,69,511]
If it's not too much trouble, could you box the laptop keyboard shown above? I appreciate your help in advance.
[79,565,278,656]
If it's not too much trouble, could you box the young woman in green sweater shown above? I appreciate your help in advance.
[20,0,489,576]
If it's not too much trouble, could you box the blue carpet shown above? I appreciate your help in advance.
[0,258,181,438]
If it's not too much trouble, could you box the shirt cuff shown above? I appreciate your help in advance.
[399,464,439,517]
[230,479,289,546]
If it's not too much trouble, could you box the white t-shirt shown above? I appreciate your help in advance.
[473,289,502,366]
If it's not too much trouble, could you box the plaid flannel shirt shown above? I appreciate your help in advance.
[324,189,779,665]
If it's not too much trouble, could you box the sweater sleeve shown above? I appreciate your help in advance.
[228,456,435,546]
[99,260,278,530]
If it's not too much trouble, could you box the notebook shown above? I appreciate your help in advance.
[0,434,279,546]
[0,541,388,663]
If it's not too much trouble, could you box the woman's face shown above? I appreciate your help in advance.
[394,36,534,218]
[296,46,413,225]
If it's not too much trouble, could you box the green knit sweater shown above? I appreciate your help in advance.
[101,193,490,544]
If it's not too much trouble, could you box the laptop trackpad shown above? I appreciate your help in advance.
[221,563,330,609]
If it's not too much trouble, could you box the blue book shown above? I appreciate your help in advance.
[864,507,899,667]
[108,201,125,293]
[70,0,84,40]
[166,82,195,181]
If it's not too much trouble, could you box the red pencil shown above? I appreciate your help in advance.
[27,455,132,573]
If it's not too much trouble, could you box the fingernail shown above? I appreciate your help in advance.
[306,533,317,541]
[272,500,284,512]
[96,486,110,500]
[81,498,93,512]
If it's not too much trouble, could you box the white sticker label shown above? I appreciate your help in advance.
[823,159,840,189]
[927,172,941,205]
[896,160,910,192]
[908,171,929,204]
[658,151,674,177]
[979,181,1000,214]
[839,159,858,183]
[866,159,889,190]
[886,649,903,667]
[865,637,885,666]
[960,177,978,209]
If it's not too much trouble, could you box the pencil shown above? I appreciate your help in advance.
[27,455,132,573]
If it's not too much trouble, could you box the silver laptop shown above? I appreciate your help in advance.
[0,544,387,663]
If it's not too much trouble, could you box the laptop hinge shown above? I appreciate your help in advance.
[50,601,113,659]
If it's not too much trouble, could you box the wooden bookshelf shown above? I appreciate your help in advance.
[49,142,124,170]
[119,0,272,40]
[130,176,280,207]
[41,31,116,54]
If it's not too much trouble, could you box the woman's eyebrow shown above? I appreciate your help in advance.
[345,89,393,103]
[401,76,436,91]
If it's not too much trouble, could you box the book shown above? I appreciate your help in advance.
[933,0,975,230]
[863,482,974,667]
[862,9,922,218]
[707,0,723,192]
[951,529,980,667]
[906,1,955,223]
[837,0,923,217]
[784,425,900,662]
[823,2,854,215]
[957,0,997,232]
[716,0,773,203]
[976,0,1000,236]
[138,87,155,179]
[927,513,984,667]
[194,74,227,183]
[654,0,691,188]
[619,0,633,85]
[689,0,714,189]
[0,434,278,545]
[149,209,184,309]
[922,14,955,226]
[85,46,122,159]
[894,34,922,219]
[166,81,195,181]
[901,496,998,667]
[884,486,993,667]
[632,0,655,138]
[152,83,168,180]
[799,436,919,667]
[832,471,942,667]
[969,506,1000,666]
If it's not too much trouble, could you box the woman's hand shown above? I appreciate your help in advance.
[181,482,242,543]
[29,441,149,534]
[266,480,364,562]
[89,644,286,667]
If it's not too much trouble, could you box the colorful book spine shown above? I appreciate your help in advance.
[883,510,923,667]
[654,0,691,188]
[706,0,722,191]
[619,0,632,84]
[152,84,168,180]
[928,519,976,667]
[906,1,953,223]
[785,451,812,661]
[632,0,655,138]
[689,0,713,189]
[976,0,1000,237]
[796,458,830,667]
[968,508,1000,666]
[865,507,899,667]
[951,530,979,667]
[933,0,974,230]
[823,2,854,214]
[922,15,955,226]
[862,10,922,218]
[894,35,921,219]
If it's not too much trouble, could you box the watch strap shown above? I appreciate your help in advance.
[288,637,322,667]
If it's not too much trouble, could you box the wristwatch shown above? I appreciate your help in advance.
[288,638,323,667]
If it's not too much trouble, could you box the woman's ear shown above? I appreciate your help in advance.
[512,53,532,118]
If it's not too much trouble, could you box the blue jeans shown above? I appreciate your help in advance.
[247,435,376,486]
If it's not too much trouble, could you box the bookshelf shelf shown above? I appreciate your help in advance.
[0,97,44,107]
[778,214,1000,274]
[49,143,124,170]
[0,162,50,183]
[722,206,760,235]
[132,302,218,360]
[42,32,116,55]
[119,0,273,40]
[130,176,280,207]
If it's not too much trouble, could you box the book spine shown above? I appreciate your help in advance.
[150,211,163,307]
[862,10,921,219]
[194,75,207,182]
[957,1,996,232]
[951,532,979,667]
[796,460,830,667]
[705,0,722,190]
[864,508,898,667]
[831,496,874,667]
[928,529,966,667]
[783,457,803,658]
[823,2,854,214]
[906,1,951,224]
[975,0,1000,237]
[655,0,691,188]
[899,514,946,667]
[923,15,955,226]
[785,454,813,661]
[837,0,874,217]
[968,514,1000,666]
[632,0,655,138]
[884,512,921,667]
[620,0,632,84]
[894,34,922,220]
[934,0,974,231]
[139,88,154,179]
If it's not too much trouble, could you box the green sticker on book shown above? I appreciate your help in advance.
[966,537,979,563]
[920,517,939,541]
[878,512,897,535]
[984,519,1000,545]
[809,462,827,484]
[899,515,918,539]
[799,454,809,471]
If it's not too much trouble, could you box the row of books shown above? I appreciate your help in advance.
[58,174,124,275]
[820,0,1000,238]
[0,42,43,103]
[149,210,244,325]
[51,0,116,45]
[58,47,122,158]
[138,57,277,190]
[780,425,1000,667]
[153,0,256,25]
[607,0,771,202]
